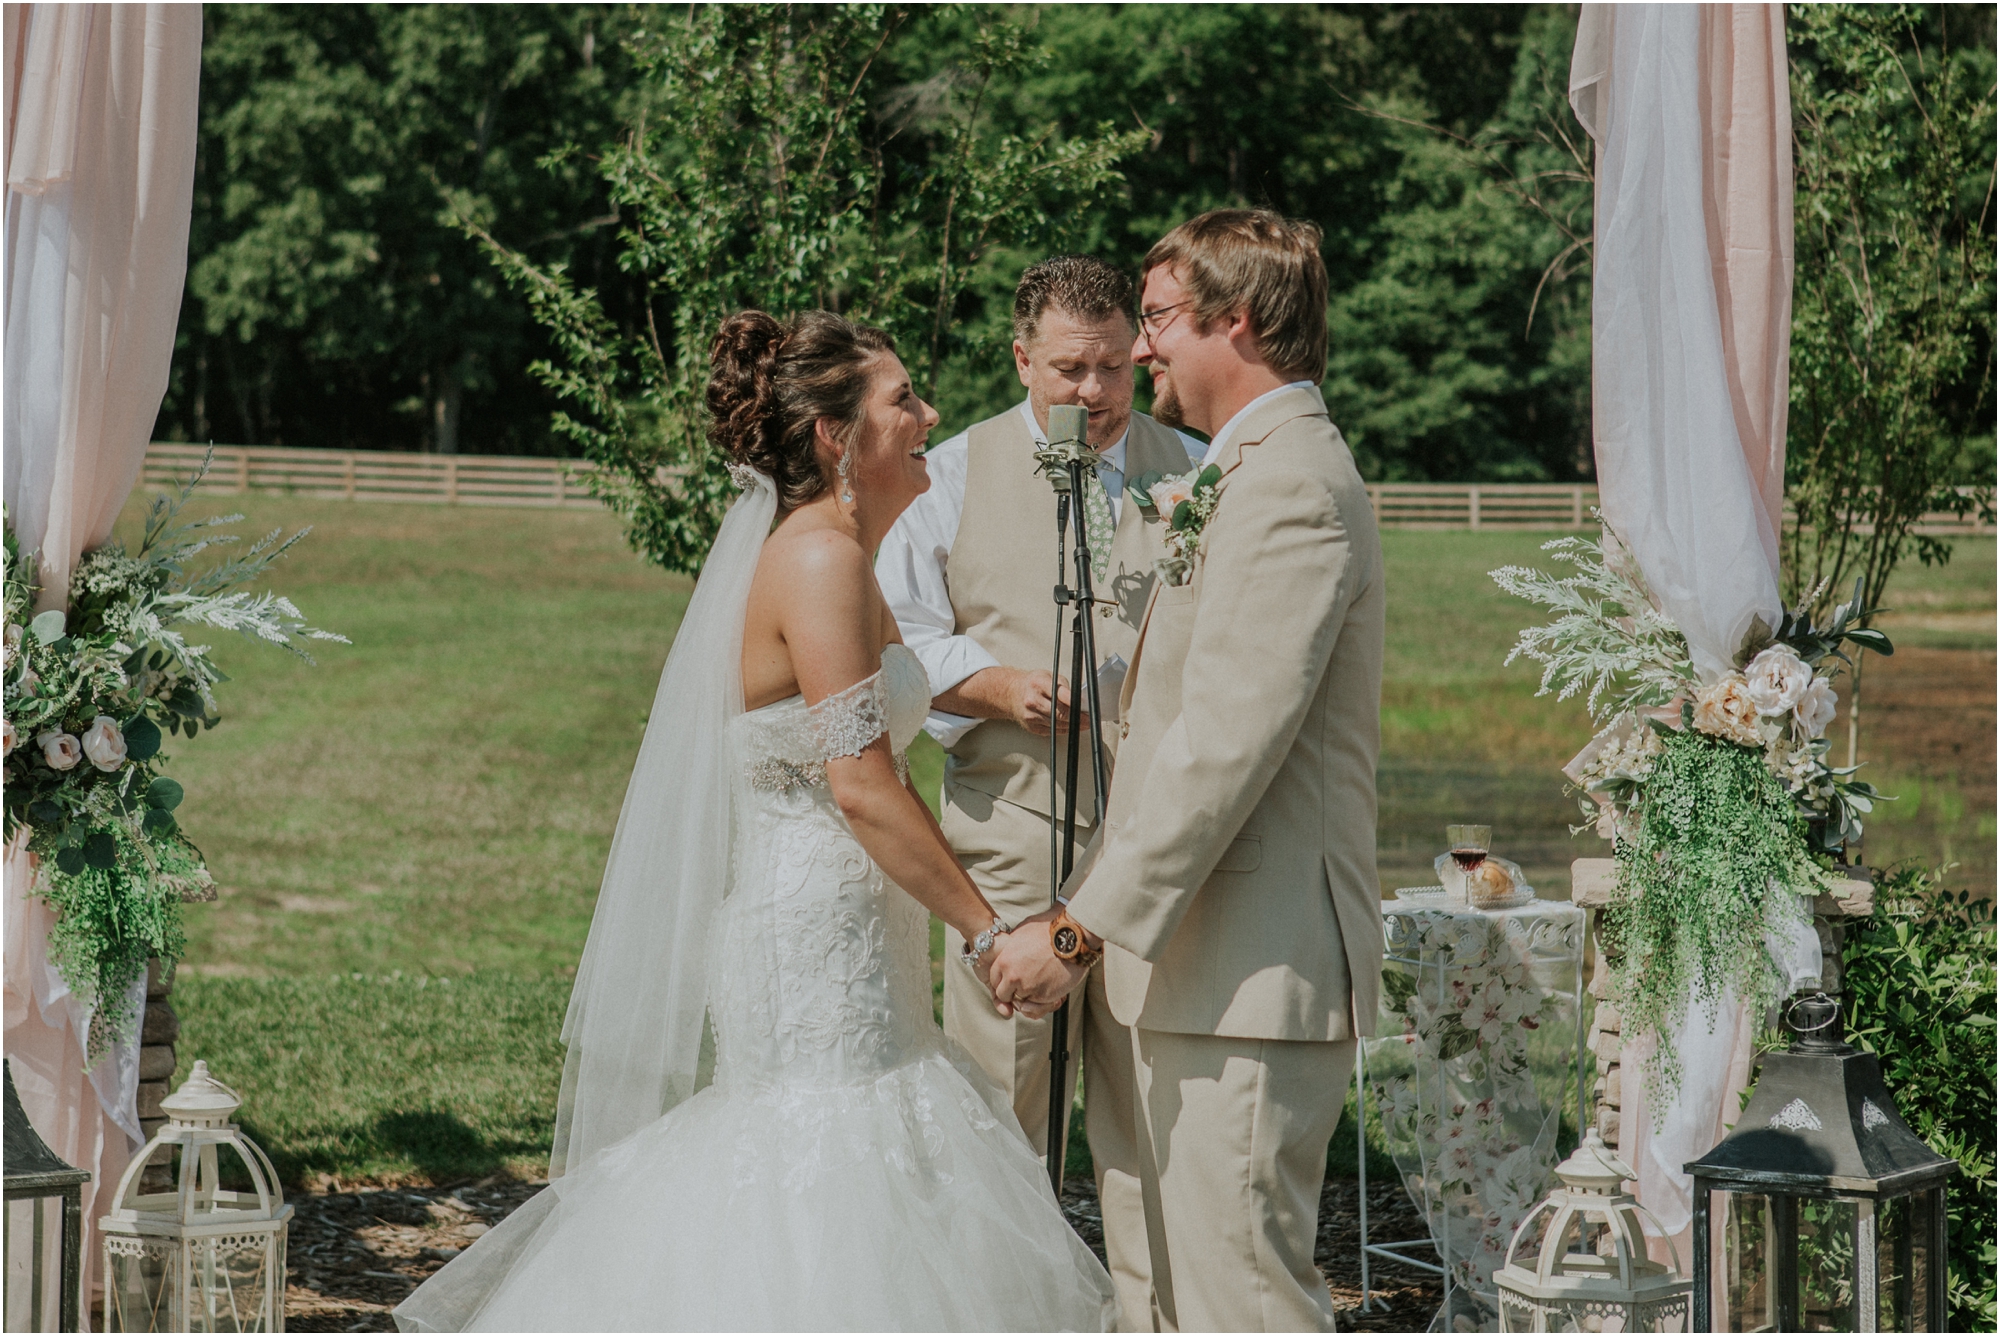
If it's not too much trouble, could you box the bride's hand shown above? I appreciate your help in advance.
[986,908,1087,1017]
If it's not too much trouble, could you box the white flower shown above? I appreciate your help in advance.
[1692,674,1763,747]
[2,718,13,757]
[1149,474,1195,515]
[81,716,127,771]
[1794,677,1838,738]
[37,730,82,770]
[1745,644,1813,715]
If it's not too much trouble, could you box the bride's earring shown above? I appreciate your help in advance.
[836,448,855,505]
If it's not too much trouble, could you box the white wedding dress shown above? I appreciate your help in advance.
[395,645,1114,1332]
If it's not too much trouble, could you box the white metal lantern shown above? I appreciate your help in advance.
[99,1062,291,1333]
[1495,1129,1691,1333]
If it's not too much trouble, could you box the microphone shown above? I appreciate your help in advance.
[1034,403,1094,488]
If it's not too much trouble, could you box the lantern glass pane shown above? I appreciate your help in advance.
[1721,1190,1775,1332]
[105,1236,178,1332]
[1797,1196,1860,1331]
[4,1196,68,1332]
[1875,1192,1933,1333]
[187,1233,283,1333]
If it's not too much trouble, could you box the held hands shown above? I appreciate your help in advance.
[985,907,1089,1020]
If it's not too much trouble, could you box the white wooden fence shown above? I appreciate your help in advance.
[145,443,1994,534]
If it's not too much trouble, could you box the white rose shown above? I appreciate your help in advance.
[2,718,13,757]
[1794,677,1838,739]
[1692,674,1764,747]
[1744,644,1813,715]
[81,715,127,772]
[36,730,82,771]
[1149,475,1195,514]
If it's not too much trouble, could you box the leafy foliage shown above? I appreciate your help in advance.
[1841,864,1997,1331]
[1490,528,1693,721]
[1783,5,1996,621]
[3,458,342,1053]
[1600,729,1826,1102]
[458,3,1144,573]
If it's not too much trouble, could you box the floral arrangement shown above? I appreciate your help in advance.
[1491,524,1891,1098]
[3,453,343,1056]
[1129,463,1222,587]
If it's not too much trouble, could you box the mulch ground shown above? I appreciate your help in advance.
[274,1173,1444,1332]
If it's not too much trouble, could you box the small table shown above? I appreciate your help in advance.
[1353,893,1589,1332]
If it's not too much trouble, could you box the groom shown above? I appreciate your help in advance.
[989,209,1385,1332]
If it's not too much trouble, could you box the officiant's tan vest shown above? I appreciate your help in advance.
[944,408,1192,823]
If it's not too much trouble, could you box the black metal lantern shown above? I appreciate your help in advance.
[1685,994,1954,1333]
[4,1059,92,1332]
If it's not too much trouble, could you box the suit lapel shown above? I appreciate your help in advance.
[1211,384,1330,480]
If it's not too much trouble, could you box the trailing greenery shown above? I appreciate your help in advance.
[1841,864,1997,1331]
[3,459,340,1054]
[1600,729,1826,1102]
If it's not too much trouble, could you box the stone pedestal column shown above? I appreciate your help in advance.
[1570,858,1874,1155]
[137,957,179,1189]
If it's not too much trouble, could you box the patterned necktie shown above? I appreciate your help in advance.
[1078,464,1115,586]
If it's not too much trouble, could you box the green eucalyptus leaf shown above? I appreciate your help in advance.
[29,609,66,643]
[82,832,117,870]
[1171,500,1193,529]
[142,807,178,837]
[29,800,63,824]
[122,714,162,762]
[146,777,185,811]
[54,846,86,875]
[1196,464,1222,489]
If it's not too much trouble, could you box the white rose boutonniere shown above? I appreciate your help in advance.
[1152,463,1223,587]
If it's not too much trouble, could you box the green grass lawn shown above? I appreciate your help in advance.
[130,492,1990,1184]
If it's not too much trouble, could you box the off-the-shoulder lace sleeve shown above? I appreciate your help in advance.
[807,670,889,761]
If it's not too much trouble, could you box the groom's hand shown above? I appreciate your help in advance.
[986,908,1087,1018]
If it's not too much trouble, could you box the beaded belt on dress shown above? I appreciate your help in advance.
[747,751,910,792]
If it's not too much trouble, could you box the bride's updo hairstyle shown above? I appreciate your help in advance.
[707,309,898,510]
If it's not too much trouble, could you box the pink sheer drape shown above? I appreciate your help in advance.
[1569,0,1801,1266]
[3,5,202,1323]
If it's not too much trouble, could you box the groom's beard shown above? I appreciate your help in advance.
[1151,375,1185,429]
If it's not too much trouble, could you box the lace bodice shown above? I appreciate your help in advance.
[713,645,940,1100]
[734,644,931,791]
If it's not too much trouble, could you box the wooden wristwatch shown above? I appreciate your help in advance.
[1049,908,1101,969]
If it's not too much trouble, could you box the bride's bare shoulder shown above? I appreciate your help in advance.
[758,520,872,596]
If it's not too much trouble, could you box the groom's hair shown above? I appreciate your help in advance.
[1012,255,1135,346]
[1142,210,1327,383]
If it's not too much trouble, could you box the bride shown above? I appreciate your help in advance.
[394,311,1114,1332]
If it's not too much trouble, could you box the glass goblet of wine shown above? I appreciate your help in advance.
[1446,824,1491,897]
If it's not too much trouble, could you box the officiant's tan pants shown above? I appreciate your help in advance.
[942,792,1152,1331]
[1133,1029,1355,1333]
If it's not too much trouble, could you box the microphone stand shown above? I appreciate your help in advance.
[1034,405,1111,1195]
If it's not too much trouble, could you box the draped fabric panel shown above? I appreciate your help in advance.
[1568,0,1799,1252]
[2,5,203,1321]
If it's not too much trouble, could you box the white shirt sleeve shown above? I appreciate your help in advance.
[874,429,996,746]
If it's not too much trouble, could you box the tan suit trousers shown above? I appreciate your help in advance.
[1133,1028,1356,1332]
[941,790,1152,1330]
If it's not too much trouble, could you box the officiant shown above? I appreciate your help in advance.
[876,255,1199,1329]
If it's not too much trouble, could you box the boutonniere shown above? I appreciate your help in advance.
[1150,464,1222,587]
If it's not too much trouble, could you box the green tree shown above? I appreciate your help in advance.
[155,3,631,454]
[462,3,1144,574]
[1783,4,1995,762]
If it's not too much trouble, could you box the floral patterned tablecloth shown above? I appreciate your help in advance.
[1363,895,1588,1332]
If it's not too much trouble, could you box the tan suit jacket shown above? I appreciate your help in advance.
[1066,384,1385,1042]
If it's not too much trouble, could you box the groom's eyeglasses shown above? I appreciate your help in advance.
[1138,300,1192,340]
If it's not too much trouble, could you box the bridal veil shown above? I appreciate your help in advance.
[549,466,775,1177]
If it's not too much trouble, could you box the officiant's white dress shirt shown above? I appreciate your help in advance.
[878,399,1203,745]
